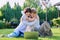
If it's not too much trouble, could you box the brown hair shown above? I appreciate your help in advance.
[24,7,31,14]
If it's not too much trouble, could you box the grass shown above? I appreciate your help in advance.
[0,28,60,40]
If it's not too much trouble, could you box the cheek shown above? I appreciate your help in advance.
[34,14,36,16]
[33,15,36,17]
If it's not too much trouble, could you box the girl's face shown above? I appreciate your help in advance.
[25,12,31,16]
[31,13,36,17]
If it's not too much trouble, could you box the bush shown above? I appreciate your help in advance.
[5,21,11,28]
[0,11,3,20]
[10,18,19,28]
[52,17,60,26]
[0,18,19,29]
[0,20,6,29]
[0,20,11,29]
[24,32,39,39]
[37,6,58,21]
[10,18,18,23]
[47,6,58,21]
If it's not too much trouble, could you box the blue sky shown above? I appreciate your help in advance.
[0,0,60,8]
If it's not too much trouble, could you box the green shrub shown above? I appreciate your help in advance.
[0,20,6,29]
[24,32,39,39]
[10,18,19,28]
[5,21,11,28]
[10,18,18,23]
[52,17,60,26]
[0,20,11,29]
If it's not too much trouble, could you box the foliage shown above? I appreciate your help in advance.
[0,20,11,29]
[0,2,22,21]
[13,3,22,20]
[52,17,60,26]
[0,11,3,20]
[0,0,59,27]
[47,6,58,21]
[0,20,6,29]
[0,2,12,21]
[23,0,40,9]
[5,21,11,28]
[10,18,18,23]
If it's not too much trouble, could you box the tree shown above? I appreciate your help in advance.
[13,3,22,21]
[1,2,12,21]
[1,2,22,21]
[47,6,58,21]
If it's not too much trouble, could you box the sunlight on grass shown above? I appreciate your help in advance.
[0,28,60,40]
[0,29,14,34]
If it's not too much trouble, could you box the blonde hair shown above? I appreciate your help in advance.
[31,8,37,14]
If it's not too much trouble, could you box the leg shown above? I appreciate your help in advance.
[7,30,20,38]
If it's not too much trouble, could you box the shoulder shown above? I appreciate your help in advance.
[21,15,27,21]
[22,15,26,18]
[21,11,25,15]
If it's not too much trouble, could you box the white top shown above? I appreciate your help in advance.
[14,12,40,33]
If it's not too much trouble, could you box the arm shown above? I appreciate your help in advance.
[20,15,27,23]
[20,15,38,26]
[37,15,40,25]
[20,17,22,22]
[26,15,38,26]
[26,19,37,26]
[26,17,36,22]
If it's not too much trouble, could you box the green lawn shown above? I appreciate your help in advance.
[0,28,60,40]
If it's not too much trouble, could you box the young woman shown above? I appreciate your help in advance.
[6,7,32,38]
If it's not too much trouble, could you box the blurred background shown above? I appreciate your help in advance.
[0,0,60,29]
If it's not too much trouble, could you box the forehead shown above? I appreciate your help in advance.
[31,13,36,14]
[25,12,31,13]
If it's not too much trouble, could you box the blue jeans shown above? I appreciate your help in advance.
[7,31,24,38]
